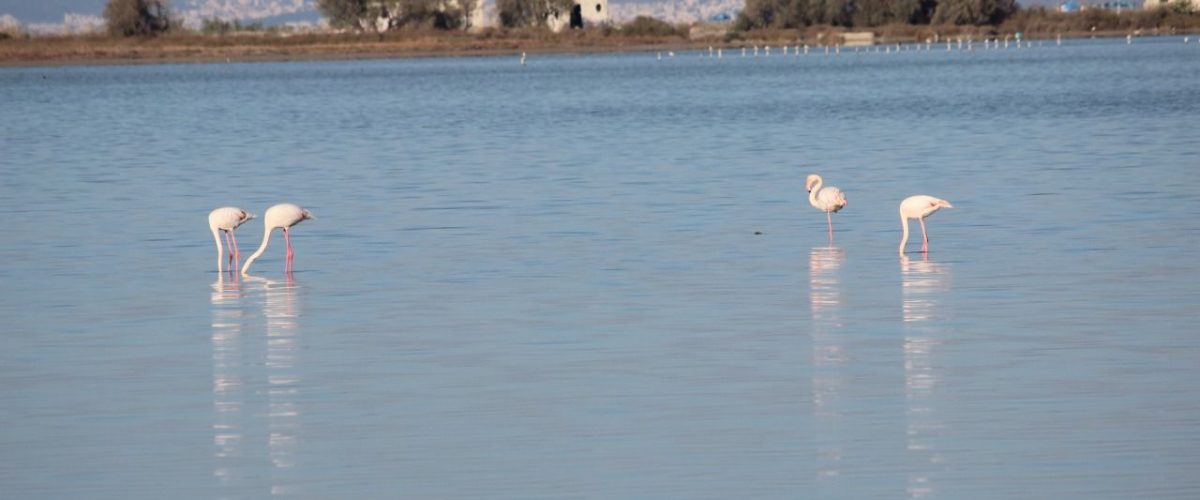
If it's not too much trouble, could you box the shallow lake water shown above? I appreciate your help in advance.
[1,37,1199,498]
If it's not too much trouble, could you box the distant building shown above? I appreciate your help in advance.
[842,32,875,47]
[689,23,730,39]
[548,0,611,32]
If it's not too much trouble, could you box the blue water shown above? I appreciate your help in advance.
[1,37,1198,498]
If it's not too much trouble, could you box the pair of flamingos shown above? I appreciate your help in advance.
[806,174,953,253]
[208,203,314,274]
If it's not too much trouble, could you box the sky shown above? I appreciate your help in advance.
[0,0,1065,33]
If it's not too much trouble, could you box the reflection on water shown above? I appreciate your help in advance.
[808,246,846,481]
[210,275,302,496]
[901,256,951,323]
[900,255,951,499]
[210,275,245,487]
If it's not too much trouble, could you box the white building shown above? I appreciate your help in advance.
[547,0,611,32]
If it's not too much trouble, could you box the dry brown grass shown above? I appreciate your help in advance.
[0,29,703,66]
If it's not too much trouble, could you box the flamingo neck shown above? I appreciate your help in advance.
[808,178,822,205]
[240,225,274,275]
[899,211,910,254]
[212,226,225,272]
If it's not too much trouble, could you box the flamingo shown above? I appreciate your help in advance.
[209,207,255,273]
[806,174,848,242]
[241,203,314,275]
[899,195,953,254]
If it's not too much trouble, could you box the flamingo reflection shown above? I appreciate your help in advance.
[210,274,303,495]
[210,275,246,487]
[244,274,303,492]
[809,246,846,481]
[900,254,951,499]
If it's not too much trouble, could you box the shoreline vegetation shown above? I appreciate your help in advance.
[2,15,1199,67]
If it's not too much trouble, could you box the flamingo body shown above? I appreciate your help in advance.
[806,174,848,242]
[208,207,255,273]
[241,203,314,275]
[899,195,952,254]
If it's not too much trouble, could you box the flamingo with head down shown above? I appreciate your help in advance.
[899,195,953,254]
[208,207,255,273]
[241,203,314,275]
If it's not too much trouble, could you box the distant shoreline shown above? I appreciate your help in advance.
[0,33,698,67]
[1,29,1193,68]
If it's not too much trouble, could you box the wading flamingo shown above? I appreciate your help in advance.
[241,203,314,275]
[806,174,848,242]
[209,207,255,273]
[899,195,953,254]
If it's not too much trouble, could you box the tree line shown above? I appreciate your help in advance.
[736,0,1019,30]
[99,0,1200,38]
[99,0,581,36]
[316,0,577,30]
[317,0,480,30]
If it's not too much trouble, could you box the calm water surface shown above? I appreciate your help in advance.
[2,37,1199,498]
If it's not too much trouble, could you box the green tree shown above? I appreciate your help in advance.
[854,0,922,26]
[317,0,369,29]
[621,16,680,36]
[454,0,480,29]
[780,0,814,26]
[1169,0,1196,14]
[497,0,575,28]
[103,0,173,36]
[397,0,478,29]
[320,0,479,31]
[201,17,265,34]
[737,0,783,29]
[911,0,938,24]
[931,0,1017,25]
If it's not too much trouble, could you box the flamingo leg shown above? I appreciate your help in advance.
[826,212,834,243]
[224,230,235,272]
[919,218,929,253]
[283,227,294,273]
[229,230,241,272]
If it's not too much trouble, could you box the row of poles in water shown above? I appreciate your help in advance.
[519,35,1194,63]
[651,34,1195,60]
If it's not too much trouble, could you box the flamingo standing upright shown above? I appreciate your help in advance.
[899,195,953,254]
[209,207,255,273]
[806,174,848,243]
[241,203,314,275]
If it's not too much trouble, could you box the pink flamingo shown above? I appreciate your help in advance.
[899,195,953,254]
[806,174,848,242]
[241,203,314,275]
[208,207,255,273]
